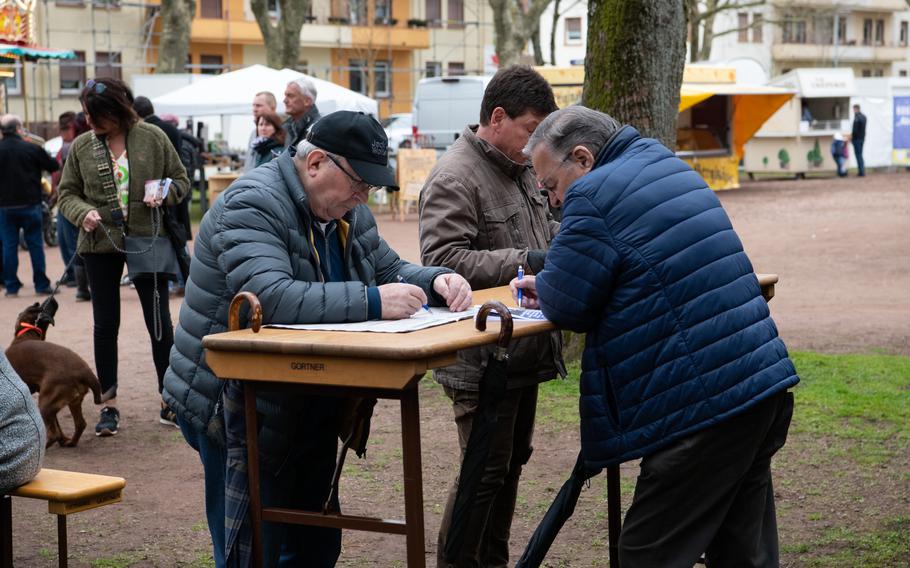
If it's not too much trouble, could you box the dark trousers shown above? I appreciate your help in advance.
[179,416,227,568]
[619,391,794,568]
[0,205,49,293]
[56,211,82,280]
[260,395,343,567]
[437,384,538,568]
[82,253,174,398]
[852,139,865,176]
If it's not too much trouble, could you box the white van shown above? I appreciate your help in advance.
[412,76,493,150]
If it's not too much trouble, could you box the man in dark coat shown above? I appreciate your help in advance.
[851,104,867,177]
[282,77,321,149]
[512,106,799,567]
[0,114,59,296]
[163,111,471,567]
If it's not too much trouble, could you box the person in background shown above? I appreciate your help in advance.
[244,91,277,171]
[418,65,562,568]
[133,96,183,154]
[0,352,46,494]
[851,104,866,177]
[58,78,190,437]
[282,78,320,150]
[512,106,798,567]
[0,114,59,297]
[831,132,848,177]
[53,111,92,301]
[251,112,287,168]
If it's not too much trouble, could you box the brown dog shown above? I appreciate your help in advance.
[6,301,105,448]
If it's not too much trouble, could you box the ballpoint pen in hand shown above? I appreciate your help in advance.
[397,274,431,312]
[517,264,524,308]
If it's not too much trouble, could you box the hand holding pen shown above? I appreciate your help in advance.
[510,274,540,310]
[398,275,431,312]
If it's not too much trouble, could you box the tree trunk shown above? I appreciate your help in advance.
[584,0,686,148]
[251,0,311,69]
[697,0,717,61]
[549,0,562,65]
[686,0,700,63]
[490,0,553,67]
[156,0,196,73]
[531,23,545,65]
[490,0,519,66]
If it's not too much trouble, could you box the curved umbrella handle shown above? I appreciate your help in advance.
[229,291,263,333]
[476,300,513,357]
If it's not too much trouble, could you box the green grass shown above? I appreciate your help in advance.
[782,517,910,567]
[536,363,582,430]
[89,553,145,568]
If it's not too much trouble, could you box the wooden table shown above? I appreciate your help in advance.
[202,275,778,567]
[206,172,240,205]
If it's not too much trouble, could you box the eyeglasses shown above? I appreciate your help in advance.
[325,153,382,195]
[537,154,571,192]
[85,79,106,95]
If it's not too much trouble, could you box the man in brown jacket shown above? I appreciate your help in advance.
[419,65,564,568]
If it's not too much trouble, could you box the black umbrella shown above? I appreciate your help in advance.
[516,458,621,568]
[443,300,514,563]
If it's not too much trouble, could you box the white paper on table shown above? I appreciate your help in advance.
[473,305,548,321]
[265,307,477,333]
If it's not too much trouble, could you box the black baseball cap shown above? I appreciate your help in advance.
[306,111,399,190]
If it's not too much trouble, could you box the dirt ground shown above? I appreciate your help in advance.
[4,171,908,567]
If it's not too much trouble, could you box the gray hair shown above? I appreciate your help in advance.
[288,77,317,102]
[525,106,621,160]
[0,114,22,135]
[293,140,320,163]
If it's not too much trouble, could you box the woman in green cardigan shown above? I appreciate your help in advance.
[58,78,189,437]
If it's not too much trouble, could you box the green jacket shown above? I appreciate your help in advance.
[58,122,190,255]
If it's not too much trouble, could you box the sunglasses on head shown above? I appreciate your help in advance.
[85,79,106,95]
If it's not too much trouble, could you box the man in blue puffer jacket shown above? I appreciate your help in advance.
[512,107,799,567]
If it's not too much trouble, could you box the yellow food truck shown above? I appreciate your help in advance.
[534,65,794,190]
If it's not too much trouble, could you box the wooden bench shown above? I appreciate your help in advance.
[1,469,126,568]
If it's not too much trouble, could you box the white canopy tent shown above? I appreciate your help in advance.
[150,65,378,151]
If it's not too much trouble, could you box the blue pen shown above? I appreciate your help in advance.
[517,264,524,308]
[398,274,431,312]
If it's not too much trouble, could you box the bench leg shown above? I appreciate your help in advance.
[57,515,67,568]
[1,495,12,568]
[401,386,426,568]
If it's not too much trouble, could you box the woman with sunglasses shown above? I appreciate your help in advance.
[58,78,190,437]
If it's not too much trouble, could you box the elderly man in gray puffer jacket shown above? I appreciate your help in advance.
[163,111,471,568]
[0,353,45,494]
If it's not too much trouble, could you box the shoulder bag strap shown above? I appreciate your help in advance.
[90,133,126,229]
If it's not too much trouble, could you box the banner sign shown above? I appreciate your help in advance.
[893,96,910,166]
[0,0,36,46]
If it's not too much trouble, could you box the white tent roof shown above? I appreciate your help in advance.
[151,64,378,117]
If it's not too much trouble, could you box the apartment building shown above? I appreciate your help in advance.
[710,0,910,81]
[539,0,587,67]
[1,0,152,125]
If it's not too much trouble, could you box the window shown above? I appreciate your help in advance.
[448,0,464,29]
[738,13,749,43]
[837,16,847,45]
[425,61,441,78]
[200,54,223,75]
[349,59,366,94]
[447,61,464,76]
[60,51,86,94]
[874,19,884,46]
[2,61,22,96]
[349,0,368,25]
[813,16,834,45]
[565,17,582,43]
[267,0,279,17]
[374,60,390,98]
[782,19,807,44]
[900,70,908,77]
[298,59,309,74]
[901,22,908,46]
[426,0,441,28]
[873,68,884,77]
[863,18,872,45]
[200,0,222,19]
[862,69,872,77]
[95,51,121,80]
[752,14,763,43]
[375,0,391,22]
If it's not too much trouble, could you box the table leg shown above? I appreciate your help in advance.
[607,464,621,568]
[1,495,12,568]
[400,386,426,568]
[56,515,67,568]
[244,381,264,568]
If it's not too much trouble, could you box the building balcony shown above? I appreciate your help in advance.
[773,42,908,62]
[772,0,907,12]
[190,17,429,50]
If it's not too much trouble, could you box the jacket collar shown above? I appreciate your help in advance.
[594,125,642,169]
[462,125,530,179]
[1,132,22,141]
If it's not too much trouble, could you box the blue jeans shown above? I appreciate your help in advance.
[0,205,49,293]
[178,416,227,568]
[852,139,865,176]
[833,154,847,177]
[56,210,80,280]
